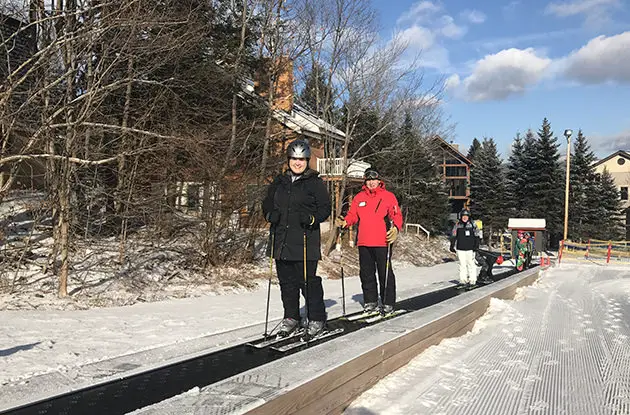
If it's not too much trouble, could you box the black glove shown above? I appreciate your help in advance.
[473,238,480,251]
[449,243,456,253]
[299,213,315,228]
[266,210,280,225]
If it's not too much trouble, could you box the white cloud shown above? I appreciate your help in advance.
[562,31,630,83]
[438,16,467,39]
[545,0,622,27]
[589,129,630,155]
[399,25,435,50]
[444,74,461,91]
[460,9,487,24]
[395,2,468,71]
[397,1,442,25]
[452,48,552,101]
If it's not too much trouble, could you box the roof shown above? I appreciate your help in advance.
[432,136,473,166]
[592,150,630,168]
[241,79,345,142]
[508,218,546,230]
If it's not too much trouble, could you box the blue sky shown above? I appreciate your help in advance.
[372,0,630,159]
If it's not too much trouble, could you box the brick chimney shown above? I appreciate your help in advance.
[254,56,294,113]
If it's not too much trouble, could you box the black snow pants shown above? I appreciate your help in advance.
[275,260,326,322]
[358,246,396,306]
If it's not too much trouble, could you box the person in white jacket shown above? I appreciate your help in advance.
[449,209,481,286]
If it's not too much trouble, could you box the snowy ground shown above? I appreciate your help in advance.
[345,264,630,415]
[1,256,500,410]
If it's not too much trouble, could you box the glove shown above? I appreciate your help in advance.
[449,244,456,253]
[299,213,315,227]
[335,217,347,228]
[386,226,398,244]
[265,210,280,225]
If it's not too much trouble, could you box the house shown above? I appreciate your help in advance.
[174,58,370,223]
[592,150,630,238]
[431,136,472,220]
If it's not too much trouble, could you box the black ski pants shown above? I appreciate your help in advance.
[275,260,326,322]
[358,246,396,306]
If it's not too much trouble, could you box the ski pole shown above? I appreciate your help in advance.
[336,229,346,316]
[303,230,310,343]
[263,229,274,339]
[383,242,392,311]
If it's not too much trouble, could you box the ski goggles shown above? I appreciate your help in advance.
[364,170,380,180]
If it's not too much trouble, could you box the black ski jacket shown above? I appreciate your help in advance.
[449,220,480,251]
[262,168,331,261]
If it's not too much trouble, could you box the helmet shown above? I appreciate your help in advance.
[363,167,380,181]
[287,139,311,159]
[458,209,471,219]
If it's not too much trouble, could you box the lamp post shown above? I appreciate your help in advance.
[563,129,573,242]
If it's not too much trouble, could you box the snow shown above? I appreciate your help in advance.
[345,264,630,415]
[0,254,485,410]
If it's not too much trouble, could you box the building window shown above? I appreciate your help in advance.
[445,166,467,177]
[621,187,628,201]
[618,158,626,165]
[186,184,201,209]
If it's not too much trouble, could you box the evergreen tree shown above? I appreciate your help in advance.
[469,138,508,243]
[520,129,538,217]
[568,130,598,240]
[531,118,563,246]
[374,112,449,231]
[467,138,481,162]
[592,169,624,240]
[506,132,527,218]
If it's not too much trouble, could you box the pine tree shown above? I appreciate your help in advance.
[519,129,538,217]
[568,130,598,240]
[592,169,624,240]
[506,132,527,218]
[530,118,563,245]
[467,138,481,162]
[469,138,508,243]
[374,112,449,231]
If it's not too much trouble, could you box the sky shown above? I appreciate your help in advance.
[372,0,630,159]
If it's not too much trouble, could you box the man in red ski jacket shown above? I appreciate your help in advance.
[336,167,403,314]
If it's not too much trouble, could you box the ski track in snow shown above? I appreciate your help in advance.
[345,265,630,415]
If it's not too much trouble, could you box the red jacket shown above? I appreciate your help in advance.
[344,182,403,247]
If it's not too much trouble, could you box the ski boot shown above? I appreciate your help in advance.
[363,302,378,313]
[277,318,299,338]
[306,320,326,338]
[382,304,394,315]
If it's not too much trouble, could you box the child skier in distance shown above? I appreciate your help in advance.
[449,208,481,287]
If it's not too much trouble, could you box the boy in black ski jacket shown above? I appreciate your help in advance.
[449,208,481,286]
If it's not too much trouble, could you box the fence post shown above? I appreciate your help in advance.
[607,242,612,264]
[559,240,564,264]
[585,239,590,258]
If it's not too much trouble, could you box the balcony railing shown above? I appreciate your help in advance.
[317,158,370,178]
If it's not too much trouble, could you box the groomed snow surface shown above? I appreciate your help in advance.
[3,262,630,414]
[345,264,630,415]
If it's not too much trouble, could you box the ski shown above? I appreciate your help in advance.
[344,310,382,321]
[246,329,306,349]
[270,328,344,353]
[362,309,407,324]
